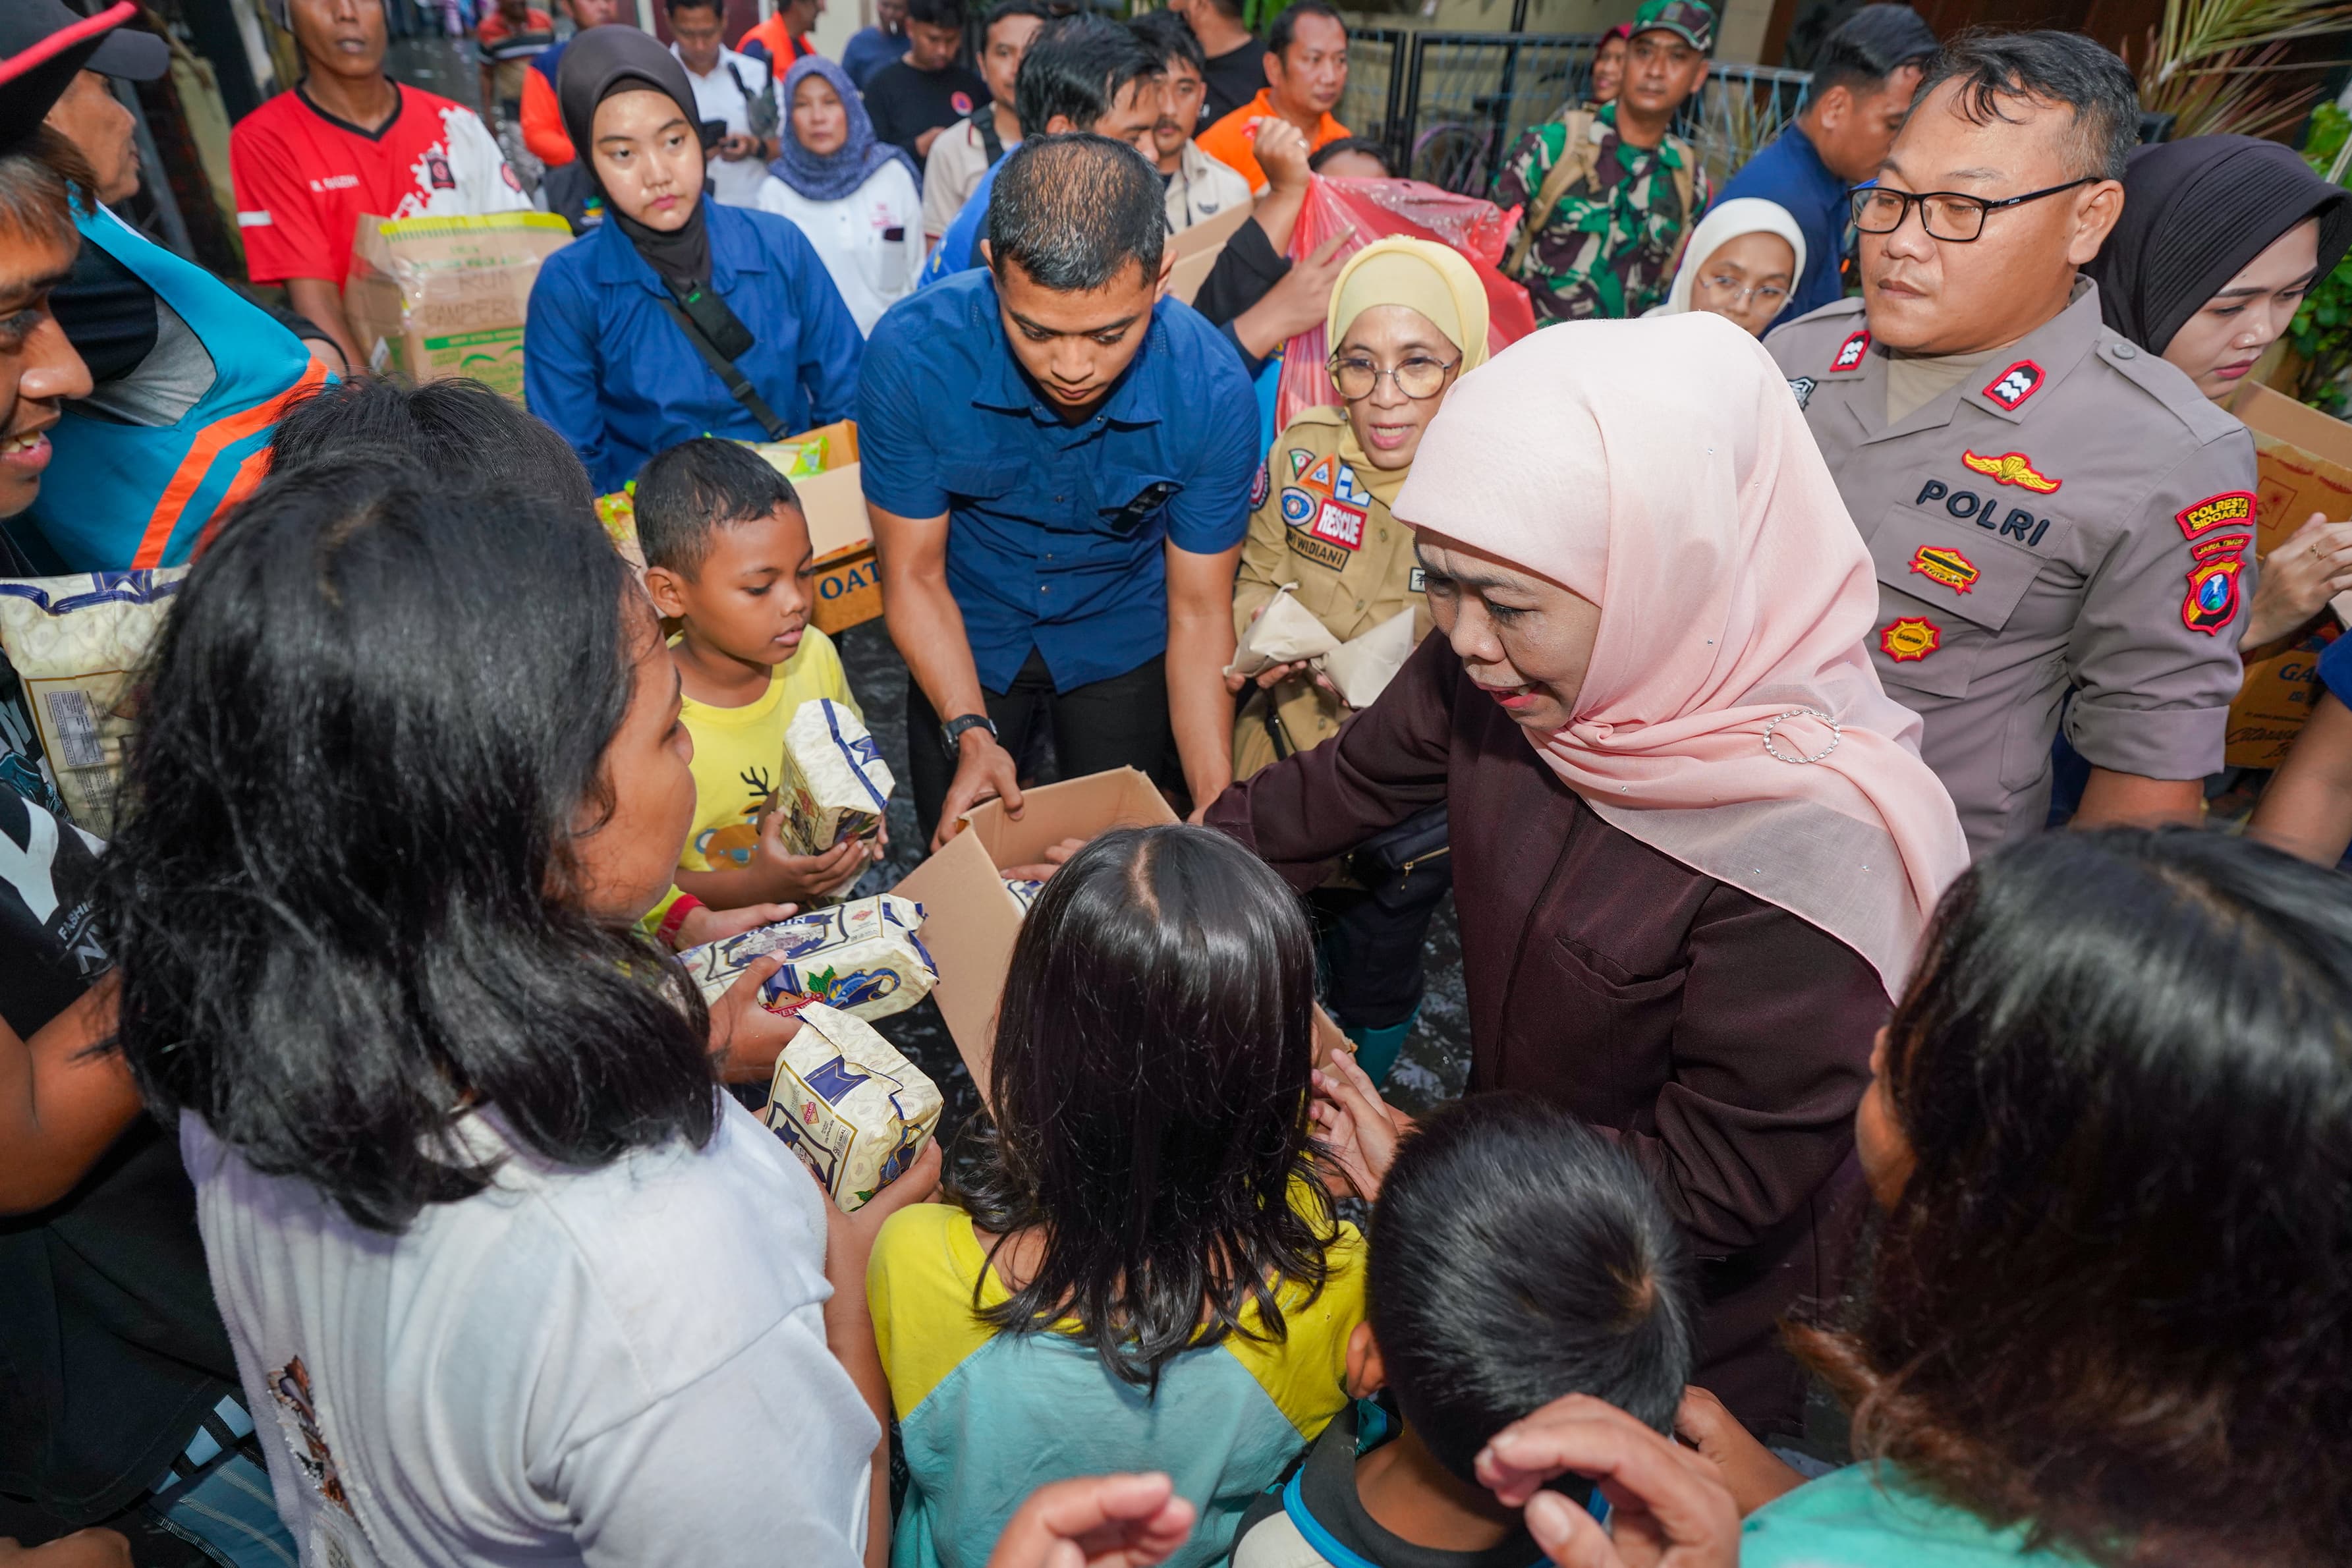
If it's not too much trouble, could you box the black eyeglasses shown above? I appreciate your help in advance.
[1848,176,2097,242]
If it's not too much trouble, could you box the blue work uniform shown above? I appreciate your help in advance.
[918,158,1000,289]
[857,267,1258,693]
[1711,121,1849,323]
[524,199,864,494]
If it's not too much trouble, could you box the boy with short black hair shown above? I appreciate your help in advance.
[636,437,878,910]
[1228,1094,1695,1568]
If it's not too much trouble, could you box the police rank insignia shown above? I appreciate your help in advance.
[2175,490,2256,540]
[1787,376,1817,409]
[1960,450,2061,493]
[1908,546,1978,594]
[2181,535,2249,635]
[1831,329,1870,372]
[1980,360,2045,410]
[1879,616,1942,662]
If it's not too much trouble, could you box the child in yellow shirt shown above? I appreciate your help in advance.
[638,438,882,911]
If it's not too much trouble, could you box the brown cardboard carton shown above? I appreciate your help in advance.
[2224,383,2352,767]
[768,420,882,636]
[1167,202,1253,306]
[343,211,574,402]
[890,768,1178,1090]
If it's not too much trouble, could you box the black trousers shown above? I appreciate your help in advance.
[1309,858,1452,1032]
[907,648,1183,844]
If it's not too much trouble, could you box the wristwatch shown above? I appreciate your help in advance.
[940,713,998,759]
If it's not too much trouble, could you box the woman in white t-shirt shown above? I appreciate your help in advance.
[758,56,922,333]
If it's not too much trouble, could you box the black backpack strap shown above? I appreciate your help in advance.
[654,292,793,440]
[976,109,1004,166]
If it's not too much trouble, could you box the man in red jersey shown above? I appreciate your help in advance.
[231,0,530,369]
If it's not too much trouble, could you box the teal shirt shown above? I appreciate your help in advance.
[1744,1465,2096,1567]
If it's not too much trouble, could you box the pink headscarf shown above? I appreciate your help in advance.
[1391,312,1969,996]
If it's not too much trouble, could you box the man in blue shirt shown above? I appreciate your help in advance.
[841,0,910,88]
[922,15,1164,287]
[1712,3,1937,322]
[862,133,1257,844]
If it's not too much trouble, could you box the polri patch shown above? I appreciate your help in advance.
[1279,486,1315,526]
[1831,329,1870,372]
[2181,535,2248,635]
[1980,360,2045,411]
[1908,546,1978,595]
[1787,376,1818,408]
[1248,461,1270,511]
[1878,615,1942,662]
[2175,490,2256,541]
[1960,449,2060,493]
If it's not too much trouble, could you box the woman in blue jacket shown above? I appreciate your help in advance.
[526,26,862,495]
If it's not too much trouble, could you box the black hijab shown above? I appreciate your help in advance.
[556,24,713,289]
[2086,134,2352,356]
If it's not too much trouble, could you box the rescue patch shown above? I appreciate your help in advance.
[1960,449,2061,493]
[1980,360,2045,411]
[1310,497,1367,551]
[2174,490,2256,541]
[1249,461,1270,511]
[1787,376,1818,409]
[1831,329,1870,373]
[1879,616,1942,662]
[1279,487,1314,526]
[2181,536,2248,636]
[1908,546,1979,594]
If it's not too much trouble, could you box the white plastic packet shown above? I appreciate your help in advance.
[0,570,188,829]
[778,699,893,893]
[762,1002,942,1212]
[1003,876,1044,912]
[1322,607,1418,709]
[1225,586,1340,680]
[678,893,936,1021]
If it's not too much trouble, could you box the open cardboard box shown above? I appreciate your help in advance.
[343,211,574,403]
[891,768,1177,1091]
[2224,383,2352,768]
[1165,202,1253,307]
[764,420,882,636]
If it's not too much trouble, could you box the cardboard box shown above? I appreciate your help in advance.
[762,420,882,637]
[344,211,574,403]
[2225,383,2352,768]
[890,768,1178,1089]
[1166,202,1253,307]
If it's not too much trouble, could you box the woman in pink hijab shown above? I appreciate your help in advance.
[1204,312,1968,1438]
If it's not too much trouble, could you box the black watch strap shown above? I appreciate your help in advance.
[940,712,997,758]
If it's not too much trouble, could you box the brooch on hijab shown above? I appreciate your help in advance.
[1762,707,1841,765]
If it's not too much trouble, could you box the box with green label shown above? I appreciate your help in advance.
[345,211,573,403]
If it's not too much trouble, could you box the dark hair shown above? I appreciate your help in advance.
[1791,829,2352,1567]
[988,132,1167,291]
[1268,0,1343,63]
[1370,1095,1694,1482]
[1913,29,2139,181]
[983,0,1049,44]
[663,0,721,18]
[957,826,1337,1387]
[0,127,91,248]
[632,436,802,575]
[266,375,595,517]
[1011,13,1163,140]
[1309,136,1390,175]
[1129,10,1203,76]
[95,458,719,1234]
[905,0,967,30]
[1811,3,1938,99]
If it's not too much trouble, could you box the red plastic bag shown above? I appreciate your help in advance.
[1274,175,1537,432]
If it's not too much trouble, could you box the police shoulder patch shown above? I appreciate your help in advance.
[1878,615,1942,662]
[2175,490,2256,541]
[1831,329,1870,374]
[1981,359,2045,411]
[2181,535,2249,635]
[1787,376,1818,409]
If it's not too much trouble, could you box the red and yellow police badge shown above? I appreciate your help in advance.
[1879,616,1942,661]
[2181,534,2249,636]
[1907,546,1979,594]
[2175,490,2256,541]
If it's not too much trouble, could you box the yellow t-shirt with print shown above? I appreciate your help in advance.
[676,627,862,875]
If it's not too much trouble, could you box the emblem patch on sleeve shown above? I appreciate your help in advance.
[1279,486,1315,526]
[1960,450,2061,493]
[1248,461,1270,511]
[1831,329,1870,372]
[2181,534,2249,635]
[2174,490,2256,541]
[1878,615,1942,662]
[1787,376,1818,409]
[1980,360,2045,410]
[1908,546,1979,594]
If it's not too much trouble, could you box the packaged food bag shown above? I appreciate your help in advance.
[1225,586,1339,680]
[752,436,827,478]
[1323,607,1418,709]
[778,700,893,885]
[678,893,936,1022]
[762,1002,941,1212]
[0,569,187,829]
[1003,877,1044,912]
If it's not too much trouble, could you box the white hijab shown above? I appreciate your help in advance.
[1646,197,1808,320]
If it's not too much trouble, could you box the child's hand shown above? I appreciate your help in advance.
[1672,1387,1805,1517]
[756,812,871,902]
[708,953,804,1083]
[823,1137,942,1266]
[1310,1048,1407,1201]
[1476,1394,1739,1568]
[674,900,797,951]
[985,1472,1197,1568]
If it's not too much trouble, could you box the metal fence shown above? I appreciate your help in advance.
[1341,28,1812,199]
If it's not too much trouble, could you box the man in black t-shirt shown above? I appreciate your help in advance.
[863,0,988,164]
[1167,0,1263,124]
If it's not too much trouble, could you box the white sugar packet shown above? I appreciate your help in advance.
[677,894,936,1022]
[762,1003,942,1212]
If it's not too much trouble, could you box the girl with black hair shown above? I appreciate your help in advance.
[92,456,930,1568]
[867,825,1366,1568]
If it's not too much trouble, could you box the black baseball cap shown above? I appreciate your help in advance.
[0,0,171,150]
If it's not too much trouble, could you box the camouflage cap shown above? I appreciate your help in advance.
[1631,0,1715,51]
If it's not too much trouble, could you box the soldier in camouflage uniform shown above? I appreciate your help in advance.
[1492,0,1716,323]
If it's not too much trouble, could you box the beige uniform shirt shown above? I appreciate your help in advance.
[920,115,1006,244]
[1166,141,1253,233]
[1231,408,1431,778]
[1766,281,2257,855]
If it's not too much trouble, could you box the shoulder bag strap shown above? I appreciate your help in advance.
[654,293,793,440]
[975,108,1005,166]
[1503,111,1600,281]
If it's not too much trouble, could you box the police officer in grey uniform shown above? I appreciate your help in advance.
[1768,32,2256,856]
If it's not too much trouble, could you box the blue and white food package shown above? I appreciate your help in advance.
[0,570,186,829]
[677,893,936,1022]
[1003,877,1043,912]
[762,1002,941,1212]
[779,698,892,864]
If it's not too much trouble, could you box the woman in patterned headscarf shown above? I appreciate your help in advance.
[758,54,923,333]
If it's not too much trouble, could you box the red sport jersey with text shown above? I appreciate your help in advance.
[231,84,530,287]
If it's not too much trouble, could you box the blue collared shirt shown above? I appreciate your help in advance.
[524,200,865,494]
[858,269,1257,692]
[918,158,999,289]
[1711,121,1848,322]
[841,25,910,89]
